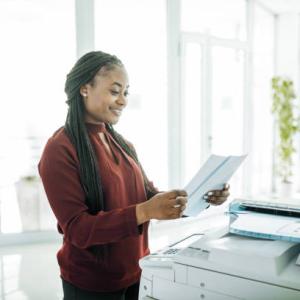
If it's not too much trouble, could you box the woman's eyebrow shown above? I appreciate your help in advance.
[112,82,130,89]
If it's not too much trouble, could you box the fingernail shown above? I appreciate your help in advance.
[203,195,208,200]
[207,192,213,196]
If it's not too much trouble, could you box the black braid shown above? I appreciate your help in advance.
[64,51,123,214]
[65,99,103,213]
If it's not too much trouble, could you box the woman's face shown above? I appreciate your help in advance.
[81,65,129,125]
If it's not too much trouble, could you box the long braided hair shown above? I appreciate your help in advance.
[64,51,156,216]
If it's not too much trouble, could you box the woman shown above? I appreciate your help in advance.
[38,51,229,300]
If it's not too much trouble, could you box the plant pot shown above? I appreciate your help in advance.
[15,178,56,232]
[15,178,40,231]
[278,181,294,200]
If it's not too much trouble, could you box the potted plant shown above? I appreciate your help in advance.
[15,174,55,231]
[271,76,300,197]
[15,175,41,231]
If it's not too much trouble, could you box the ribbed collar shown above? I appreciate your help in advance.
[85,122,107,133]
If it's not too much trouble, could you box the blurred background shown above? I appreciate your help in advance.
[1,0,300,299]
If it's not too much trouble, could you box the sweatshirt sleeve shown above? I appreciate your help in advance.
[38,136,141,249]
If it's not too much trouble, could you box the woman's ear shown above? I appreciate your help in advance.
[80,85,88,97]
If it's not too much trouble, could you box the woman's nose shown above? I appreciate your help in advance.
[116,94,127,106]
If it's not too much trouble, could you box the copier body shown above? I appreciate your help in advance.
[138,228,300,300]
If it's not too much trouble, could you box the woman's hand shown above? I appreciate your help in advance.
[203,184,230,206]
[136,190,188,224]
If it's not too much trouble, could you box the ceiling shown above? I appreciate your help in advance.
[258,0,300,14]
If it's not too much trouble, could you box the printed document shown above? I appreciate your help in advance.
[229,212,300,243]
[184,154,247,217]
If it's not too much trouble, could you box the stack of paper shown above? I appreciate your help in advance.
[229,200,300,243]
[184,154,247,217]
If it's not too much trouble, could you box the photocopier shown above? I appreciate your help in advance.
[138,201,300,300]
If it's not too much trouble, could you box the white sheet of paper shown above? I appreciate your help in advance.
[230,212,300,239]
[184,154,247,217]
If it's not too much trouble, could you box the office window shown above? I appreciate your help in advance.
[0,0,76,233]
[211,47,244,155]
[181,42,203,185]
[181,0,247,40]
[95,0,168,189]
[251,4,275,196]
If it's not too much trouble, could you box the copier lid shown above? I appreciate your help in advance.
[176,233,300,276]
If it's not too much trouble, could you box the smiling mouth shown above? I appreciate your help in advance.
[110,108,122,116]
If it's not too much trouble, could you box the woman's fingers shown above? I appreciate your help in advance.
[168,196,187,218]
[204,184,230,205]
[206,196,227,205]
[171,196,188,208]
[205,188,230,197]
[204,184,230,199]
[146,190,189,220]
[224,183,230,190]
[221,190,230,197]
[165,189,188,199]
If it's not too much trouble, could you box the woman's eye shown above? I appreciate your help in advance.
[111,90,119,95]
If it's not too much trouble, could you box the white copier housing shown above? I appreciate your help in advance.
[138,226,300,300]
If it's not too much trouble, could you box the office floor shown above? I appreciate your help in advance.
[0,242,63,300]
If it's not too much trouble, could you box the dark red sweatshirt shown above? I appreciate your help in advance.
[38,123,151,292]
